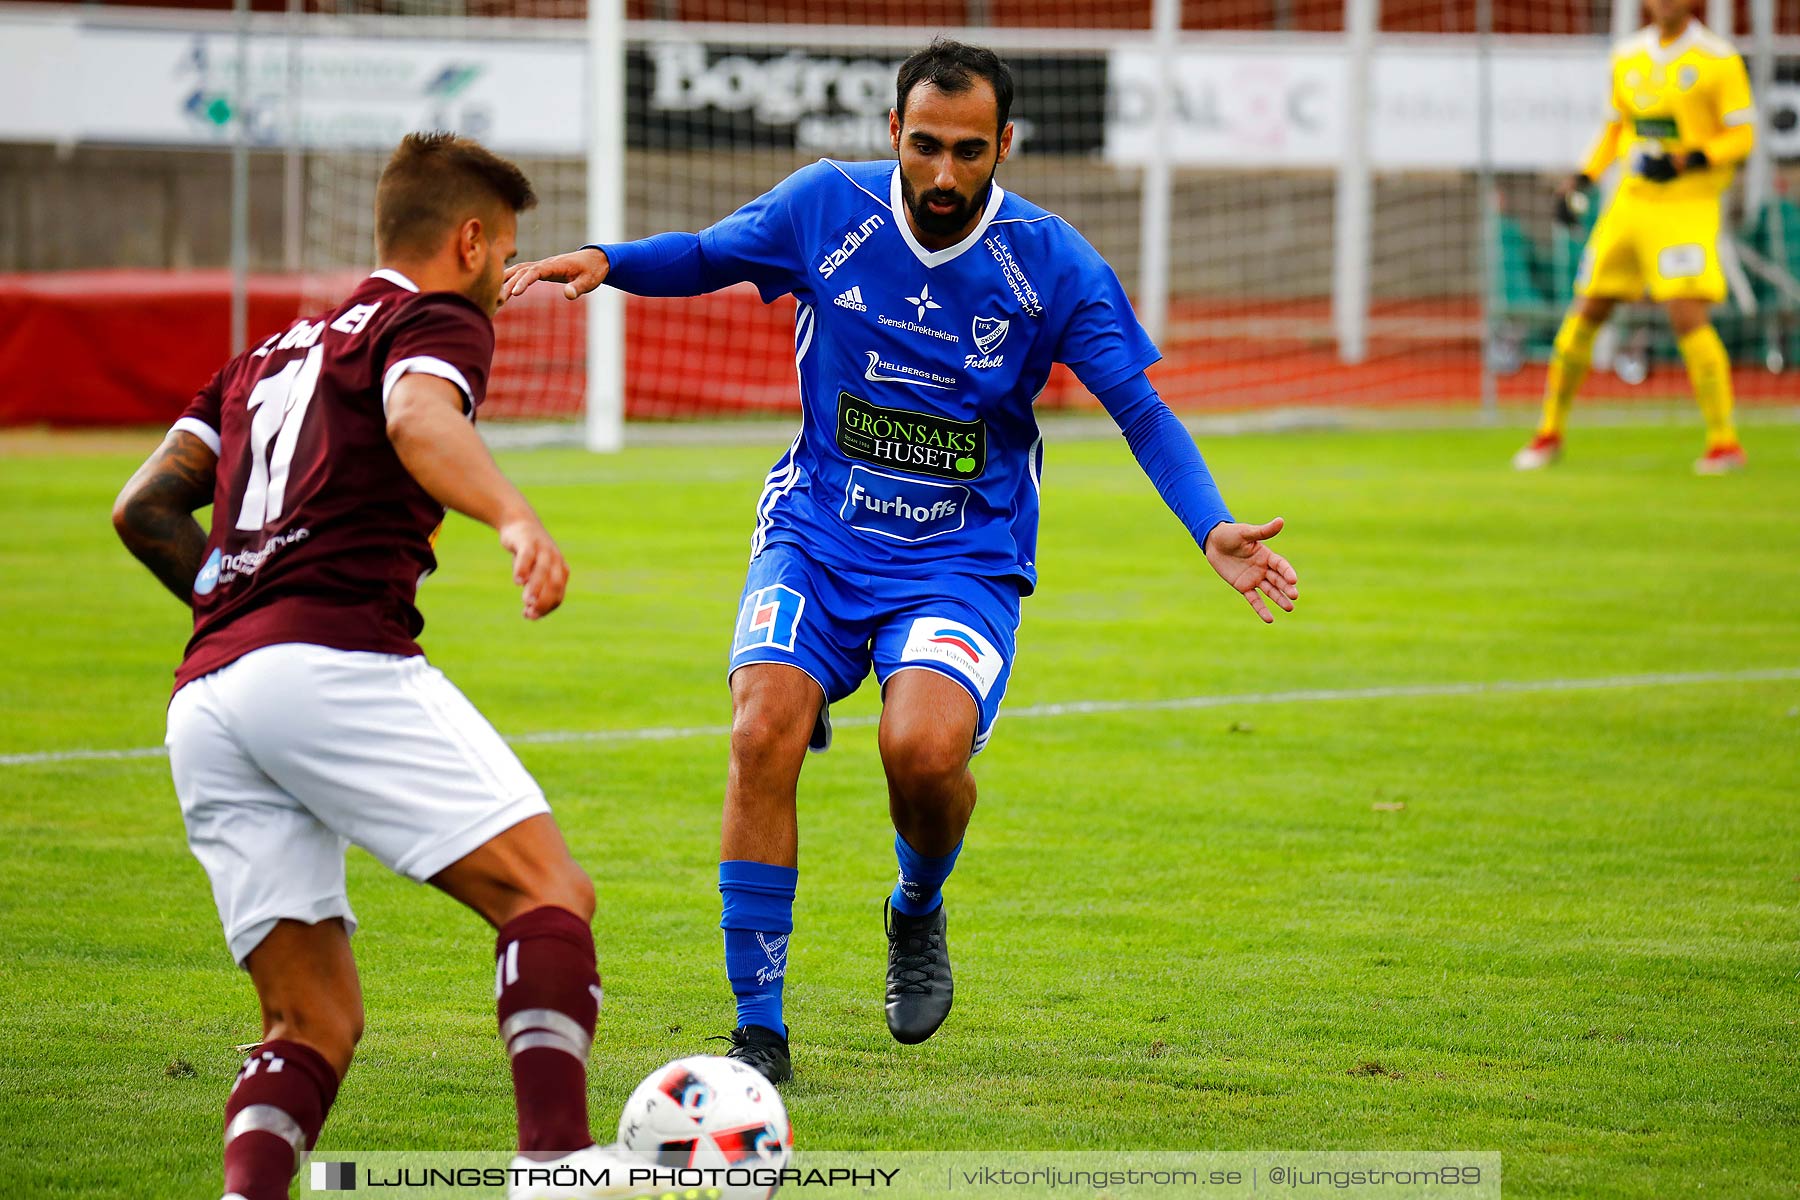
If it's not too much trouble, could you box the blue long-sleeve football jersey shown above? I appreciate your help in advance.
[596,158,1224,593]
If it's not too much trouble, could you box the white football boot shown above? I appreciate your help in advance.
[1694,443,1747,474]
[1511,433,1563,470]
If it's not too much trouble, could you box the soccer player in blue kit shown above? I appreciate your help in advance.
[503,40,1298,1084]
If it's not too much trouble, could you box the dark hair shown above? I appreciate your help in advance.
[375,131,537,260]
[895,38,1014,134]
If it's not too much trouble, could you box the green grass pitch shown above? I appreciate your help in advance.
[2,419,1796,1198]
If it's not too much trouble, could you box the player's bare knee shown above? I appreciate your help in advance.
[729,698,811,778]
[880,724,971,801]
[733,665,819,722]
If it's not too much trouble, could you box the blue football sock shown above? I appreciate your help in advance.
[719,860,797,1034]
[889,834,961,917]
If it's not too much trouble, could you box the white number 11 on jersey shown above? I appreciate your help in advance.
[236,345,325,532]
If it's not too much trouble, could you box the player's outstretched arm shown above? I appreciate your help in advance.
[112,429,217,606]
[504,168,815,307]
[502,229,767,305]
[1089,373,1299,623]
[499,247,610,305]
[1204,517,1298,625]
[386,374,568,620]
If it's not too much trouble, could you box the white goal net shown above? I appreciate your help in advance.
[277,0,1797,438]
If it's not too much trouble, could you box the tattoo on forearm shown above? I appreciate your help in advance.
[114,431,217,606]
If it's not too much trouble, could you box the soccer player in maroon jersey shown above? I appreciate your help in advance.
[113,134,663,1200]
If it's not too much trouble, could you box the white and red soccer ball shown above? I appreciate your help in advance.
[617,1055,791,1200]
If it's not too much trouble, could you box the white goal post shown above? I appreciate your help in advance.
[587,0,627,453]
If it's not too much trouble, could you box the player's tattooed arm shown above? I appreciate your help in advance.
[112,430,218,606]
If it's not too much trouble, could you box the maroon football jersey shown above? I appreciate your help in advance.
[171,269,494,692]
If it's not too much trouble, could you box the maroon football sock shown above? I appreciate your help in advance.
[222,1039,339,1200]
[495,905,601,1154]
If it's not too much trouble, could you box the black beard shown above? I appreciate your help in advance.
[902,171,994,237]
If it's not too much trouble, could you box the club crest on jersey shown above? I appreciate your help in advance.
[734,584,805,656]
[900,616,1002,698]
[972,316,1009,356]
[968,316,1009,367]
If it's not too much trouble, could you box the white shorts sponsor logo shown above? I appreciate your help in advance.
[900,616,1002,699]
[1658,243,1706,280]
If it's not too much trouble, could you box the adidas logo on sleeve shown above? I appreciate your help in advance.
[833,286,867,312]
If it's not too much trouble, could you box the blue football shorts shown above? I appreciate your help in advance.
[729,542,1022,755]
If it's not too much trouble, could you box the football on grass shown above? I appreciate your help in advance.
[618,1055,791,1199]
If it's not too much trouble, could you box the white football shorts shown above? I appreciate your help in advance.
[166,643,550,965]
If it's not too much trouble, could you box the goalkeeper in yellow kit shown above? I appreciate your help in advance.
[1514,0,1756,474]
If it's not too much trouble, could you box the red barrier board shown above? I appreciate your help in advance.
[0,271,316,426]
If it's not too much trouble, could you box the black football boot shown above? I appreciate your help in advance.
[884,899,953,1044]
[716,1024,791,1085]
